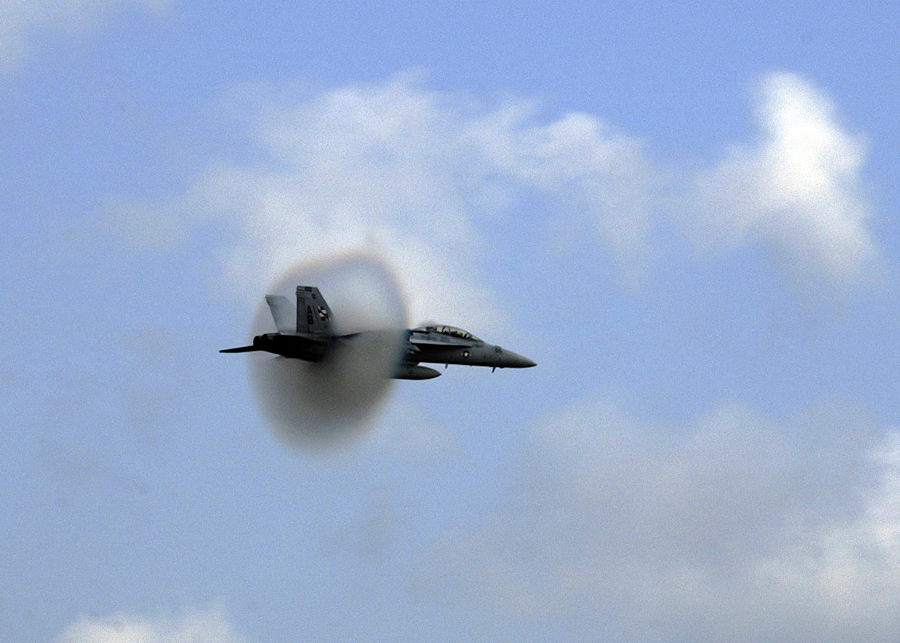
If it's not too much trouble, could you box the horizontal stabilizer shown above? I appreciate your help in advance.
[219,345,261,353]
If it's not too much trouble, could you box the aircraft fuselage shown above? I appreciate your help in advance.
[405,329,535,369]
[220,288,535,380]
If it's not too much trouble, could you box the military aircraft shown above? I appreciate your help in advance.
[221,286,536,380]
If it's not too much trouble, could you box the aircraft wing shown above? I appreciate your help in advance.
[220,345,261,353]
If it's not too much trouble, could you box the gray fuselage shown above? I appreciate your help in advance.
[405,326,535,369]
[220,288,535,380]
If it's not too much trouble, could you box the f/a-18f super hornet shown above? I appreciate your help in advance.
[221,286,536,380]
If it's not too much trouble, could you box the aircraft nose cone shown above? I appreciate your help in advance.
[504,350,536,368]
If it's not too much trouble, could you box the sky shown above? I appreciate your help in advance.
[2,1,900,641]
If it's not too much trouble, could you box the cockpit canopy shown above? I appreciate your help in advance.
[412,324,482,342]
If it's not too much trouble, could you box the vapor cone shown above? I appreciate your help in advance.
[246,254,408,447]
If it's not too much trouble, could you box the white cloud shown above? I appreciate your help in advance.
[56,607,247,643]
[0,0,168,72]
[109,73,652,333]
[421,399,900,642]
[463,103,655,276]
[109,70,880,326]
[695,72,875,286]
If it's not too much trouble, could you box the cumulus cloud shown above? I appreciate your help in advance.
[695,72,875,286]
[56,607,247,643]
[421,399,900,642]
[107,72,653,332]
[0,0,168,71]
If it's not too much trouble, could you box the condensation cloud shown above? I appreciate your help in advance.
[245,253,408,448]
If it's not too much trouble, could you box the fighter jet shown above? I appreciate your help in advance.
[221,286,536,380]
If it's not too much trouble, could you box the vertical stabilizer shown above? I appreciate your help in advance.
[296,286,333,335]
[264,295,294,334]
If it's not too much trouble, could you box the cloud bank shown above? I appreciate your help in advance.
[0,0,168,71]
[108,70,879,330]
[422,399,900,642]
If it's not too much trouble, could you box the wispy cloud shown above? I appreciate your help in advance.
[108,72,651,332]
[0,0,168,72]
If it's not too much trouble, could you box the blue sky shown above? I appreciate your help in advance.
[3,2,900,641]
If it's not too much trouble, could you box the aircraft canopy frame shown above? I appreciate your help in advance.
[412,324,482,342]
